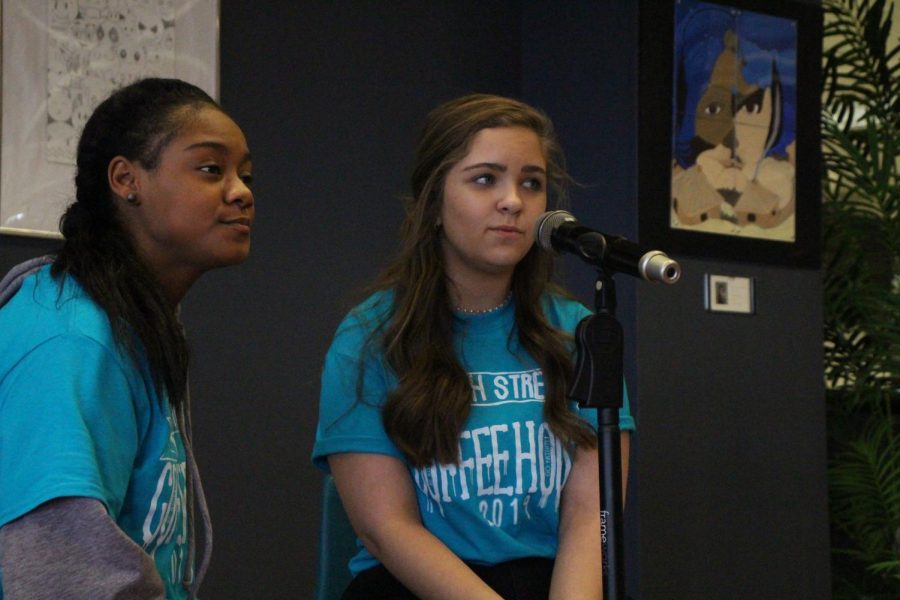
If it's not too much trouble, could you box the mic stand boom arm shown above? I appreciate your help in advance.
[569,267,626,600]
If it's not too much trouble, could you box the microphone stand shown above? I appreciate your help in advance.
[569,267,626,600]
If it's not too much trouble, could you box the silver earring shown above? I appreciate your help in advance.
[126,192,139,205]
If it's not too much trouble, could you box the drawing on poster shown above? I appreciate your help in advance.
[47,0,176,165]
[670,0,798,242]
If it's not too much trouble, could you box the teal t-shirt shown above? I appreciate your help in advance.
[312,291,635,576]
[0,266,190,599]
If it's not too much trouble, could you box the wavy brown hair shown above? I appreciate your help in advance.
[364,94,596,467]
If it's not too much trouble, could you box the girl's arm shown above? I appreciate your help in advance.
[549,431,631,600]
[329,452,502,600]
[0,497,165,599]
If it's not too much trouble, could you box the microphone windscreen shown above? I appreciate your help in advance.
[535,210,575,251]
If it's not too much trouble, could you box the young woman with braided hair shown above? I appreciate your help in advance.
[0,78,254,599]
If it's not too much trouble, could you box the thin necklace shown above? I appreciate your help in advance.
[455,292,512,315]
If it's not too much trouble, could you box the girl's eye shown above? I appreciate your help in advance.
[200,164,222,175]
[241,173,254,186]
[523,178,544,192]
[473,174,495,185]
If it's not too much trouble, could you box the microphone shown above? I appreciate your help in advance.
[535,210,681,284]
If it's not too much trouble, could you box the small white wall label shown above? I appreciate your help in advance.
[704,274,755,314]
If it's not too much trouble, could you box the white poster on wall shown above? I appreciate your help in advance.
[1,0,219,238]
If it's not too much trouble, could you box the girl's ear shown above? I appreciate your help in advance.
[108,155,140,202]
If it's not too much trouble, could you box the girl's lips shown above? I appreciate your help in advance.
[222,217,252,233]
[490,225,523,234]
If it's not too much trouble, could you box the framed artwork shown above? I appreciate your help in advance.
[0,0,220,238]
[638,0,822,267]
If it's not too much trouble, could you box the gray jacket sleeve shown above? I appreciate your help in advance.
[0,497,165,600]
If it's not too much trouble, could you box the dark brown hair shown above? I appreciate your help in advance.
[366,93,595,467]
[53,78,223,407]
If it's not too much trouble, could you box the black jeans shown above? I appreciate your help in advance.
[341,556,554,599]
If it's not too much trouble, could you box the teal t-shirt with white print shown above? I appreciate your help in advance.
[312,290,635,576]
[0,266,190,599]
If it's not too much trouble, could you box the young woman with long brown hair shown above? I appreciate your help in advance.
[313,93,634,599]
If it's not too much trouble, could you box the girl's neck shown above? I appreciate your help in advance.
[448,272,513,313]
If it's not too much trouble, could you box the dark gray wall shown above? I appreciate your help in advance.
[520,2,830,598]
[0,1,830,598]
[637,259,829,598]
[519,1,644,593]
[191,2,523,598]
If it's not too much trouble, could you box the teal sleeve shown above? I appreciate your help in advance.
[620,383,636,431]
[0,335,140,526]
[311,320,405,472]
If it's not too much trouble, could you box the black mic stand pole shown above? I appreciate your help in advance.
[569,267,626,600]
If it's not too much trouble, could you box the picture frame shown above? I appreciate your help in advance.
[638,0,822,268]
[0,0,220,239]
[704,273,756,314]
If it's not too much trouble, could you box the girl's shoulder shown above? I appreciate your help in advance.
[540,291,591,331]
[340,289,393,331]
[1,265,110,342]
[327,289,395,358]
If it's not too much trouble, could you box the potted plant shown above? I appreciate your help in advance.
[822,0,900,596]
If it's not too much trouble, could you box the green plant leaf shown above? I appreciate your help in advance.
[824,0,900,594]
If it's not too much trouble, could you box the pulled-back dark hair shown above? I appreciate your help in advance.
[52,78,222,407]
[370,94,596,467]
